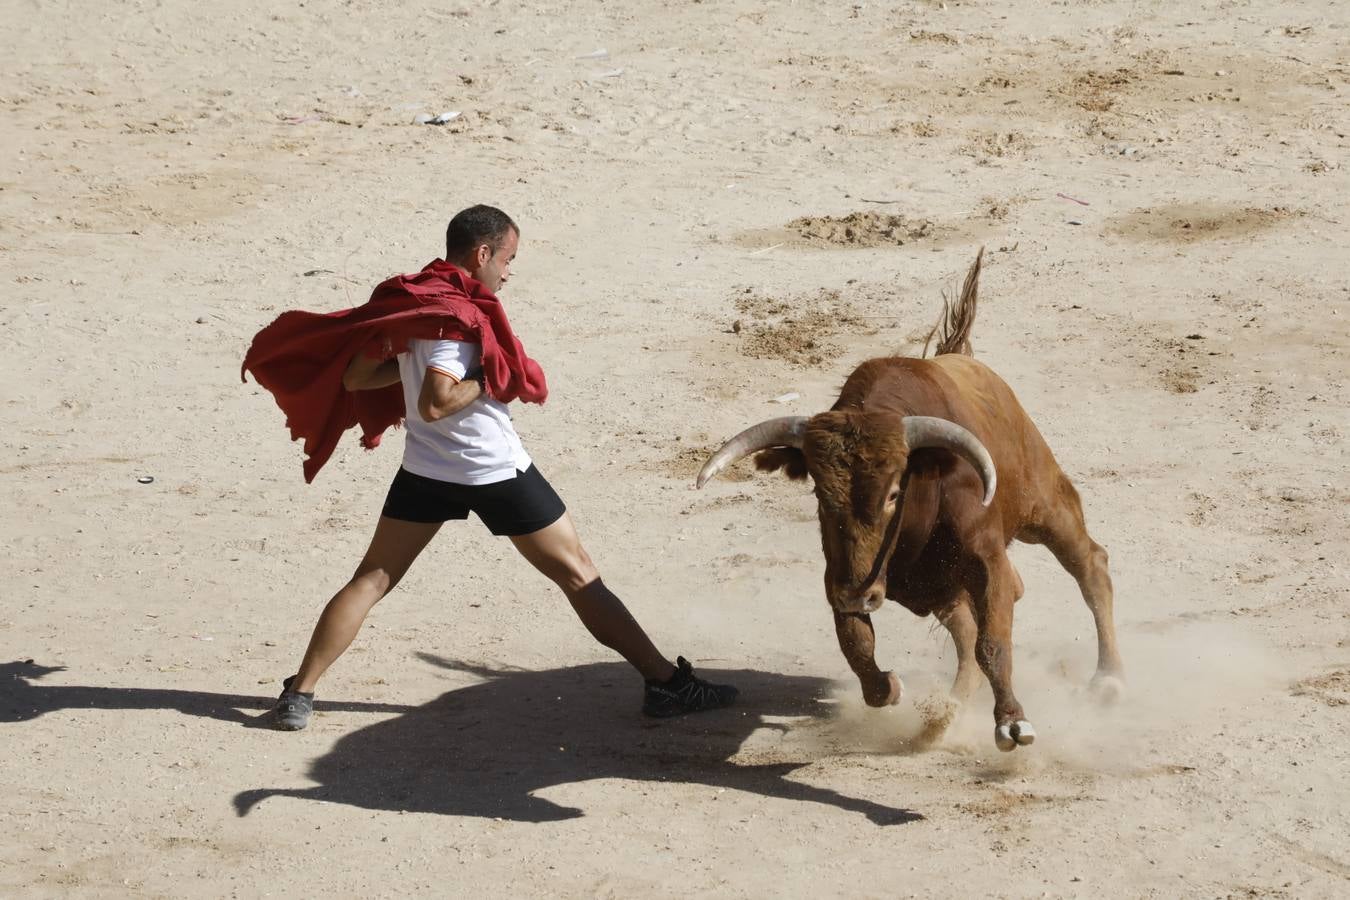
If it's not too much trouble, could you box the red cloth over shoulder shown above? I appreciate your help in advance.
[241,260,547,483]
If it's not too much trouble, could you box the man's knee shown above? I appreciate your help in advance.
[539,546,598,594]
[555,557,600,594]
[513,520,599,593]
[351,565,397,597]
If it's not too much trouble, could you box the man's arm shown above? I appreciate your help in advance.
[418,368,483,422]
[343,353,401,391]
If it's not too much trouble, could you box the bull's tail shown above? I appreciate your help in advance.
[923,247,983,357]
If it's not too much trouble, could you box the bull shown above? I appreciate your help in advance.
[696,250,1123,751]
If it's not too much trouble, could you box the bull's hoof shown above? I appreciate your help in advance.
[863,671,903,708]
[1090,674,1126,706]
[994,720,1036,752]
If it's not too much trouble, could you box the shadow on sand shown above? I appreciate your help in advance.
[0,659,409,727]
[236,655,922,825]
[3,657,922,826]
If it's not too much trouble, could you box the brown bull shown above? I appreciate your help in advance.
[697,251,1124,751]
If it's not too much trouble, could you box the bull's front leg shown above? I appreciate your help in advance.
[968,549,1035,751]
[833,611,902,707]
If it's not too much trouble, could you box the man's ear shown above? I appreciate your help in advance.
[476,243,492,267]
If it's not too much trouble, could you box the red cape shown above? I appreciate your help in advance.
[241,260,548,483]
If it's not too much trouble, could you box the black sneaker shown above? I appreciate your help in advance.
[271,675,314,731]
[642,657,738,718]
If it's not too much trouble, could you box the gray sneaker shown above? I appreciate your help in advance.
[271,676,314,731]
[642,657,738,718]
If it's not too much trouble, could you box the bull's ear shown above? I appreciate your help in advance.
[754,448,808,480]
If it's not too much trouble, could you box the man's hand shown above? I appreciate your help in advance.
[343,354,401,391]
[417,368,482,422]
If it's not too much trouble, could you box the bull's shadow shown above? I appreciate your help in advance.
[0,660,409,725]
[235,655,923,826]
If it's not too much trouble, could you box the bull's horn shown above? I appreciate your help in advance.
[696,416,808,489]
[903,416,997,506]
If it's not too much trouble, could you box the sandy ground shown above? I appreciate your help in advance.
[2,0,1348,896]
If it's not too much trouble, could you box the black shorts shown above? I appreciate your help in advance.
[381,465,567,536]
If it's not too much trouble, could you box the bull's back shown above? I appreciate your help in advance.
[852,354,1062,524]
[849,355,1032,436]
[927,355,1033,441]
[929,355,1064,520]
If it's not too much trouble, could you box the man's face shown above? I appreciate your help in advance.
[470,228,519,293]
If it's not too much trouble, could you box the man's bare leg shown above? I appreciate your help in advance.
[290,516,442,693]
[510,513,675,682]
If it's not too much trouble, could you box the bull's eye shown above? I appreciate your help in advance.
[886,489,900,505]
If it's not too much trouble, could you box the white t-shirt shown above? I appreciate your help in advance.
[396,339,532,485]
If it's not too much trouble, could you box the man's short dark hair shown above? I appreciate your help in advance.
[445,205,518,259]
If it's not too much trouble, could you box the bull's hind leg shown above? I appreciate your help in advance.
[833,611,902,707]
[1026,475,1125,701]
[902,598,983,748]
[935,598,981,706]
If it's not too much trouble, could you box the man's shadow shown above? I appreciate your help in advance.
[0,659,409,726]
[236,655,922,825]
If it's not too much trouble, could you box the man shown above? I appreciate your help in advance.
[260,205,737,730]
